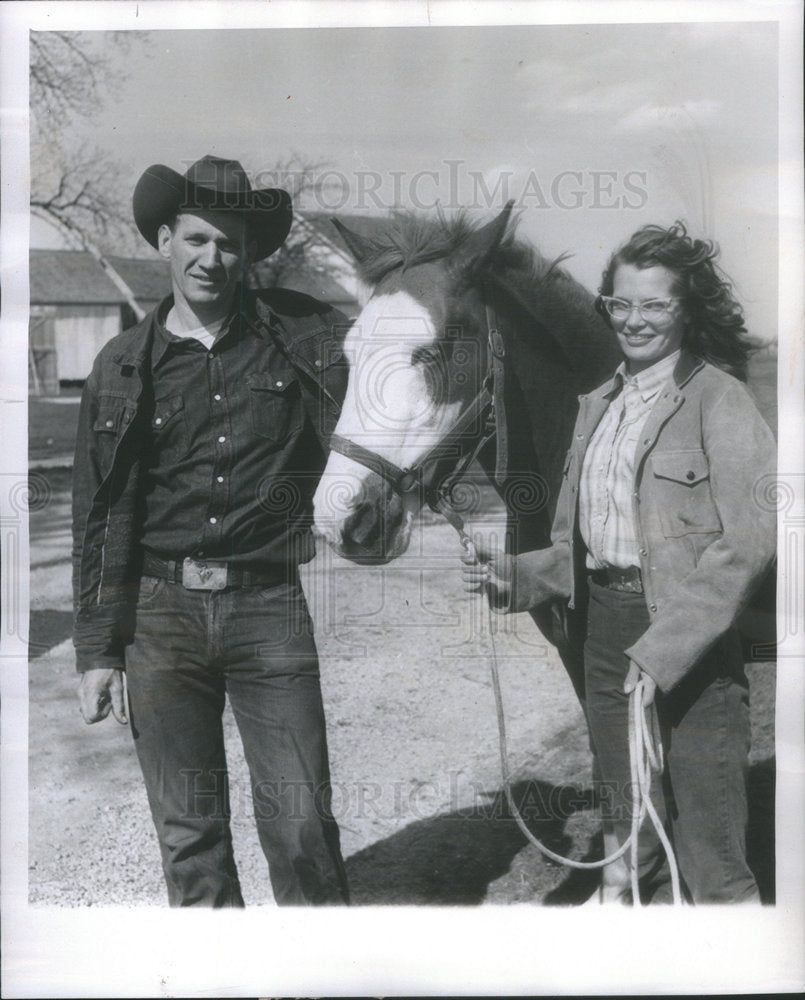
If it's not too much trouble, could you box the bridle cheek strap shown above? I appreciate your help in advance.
[327,290,505,530]
[485,294,508,487]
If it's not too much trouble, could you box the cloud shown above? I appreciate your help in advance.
[614,100,723,134]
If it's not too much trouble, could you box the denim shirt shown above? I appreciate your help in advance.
[141,301,324,565]
[72,287,350,673]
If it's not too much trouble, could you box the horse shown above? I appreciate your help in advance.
[312,202,619,554]
[311,202,622,698]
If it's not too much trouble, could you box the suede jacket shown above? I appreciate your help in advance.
[510,352,777,693]
[72,287,350,673]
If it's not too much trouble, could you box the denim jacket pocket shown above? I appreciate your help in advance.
[651,449,723,537]
[246,372,302,443]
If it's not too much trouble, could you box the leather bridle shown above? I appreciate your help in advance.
[328,294,508,535]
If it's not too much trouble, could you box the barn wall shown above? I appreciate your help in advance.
[53,305,122,381]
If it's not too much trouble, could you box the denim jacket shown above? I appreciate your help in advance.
[510,352,777,693]
[72,287,350,673]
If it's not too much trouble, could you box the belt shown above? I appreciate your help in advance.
[142,553,292,591]
[588,564,644,594]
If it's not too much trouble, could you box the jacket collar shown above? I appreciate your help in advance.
[589,349,704,402]
[672,350,705,388]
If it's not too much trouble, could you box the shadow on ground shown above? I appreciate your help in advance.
[346,761,776,905]
[345,779,594,904]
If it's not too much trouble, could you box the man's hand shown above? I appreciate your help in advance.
[78,669,128,725]
[624,660,657,707]
[460,537,514,609]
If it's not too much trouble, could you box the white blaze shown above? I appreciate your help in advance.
[313,290,462,550]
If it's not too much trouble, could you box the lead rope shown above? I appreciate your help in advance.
[481,587,684,904]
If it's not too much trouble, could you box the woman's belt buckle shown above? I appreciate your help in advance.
[182,557,228,590]
[609,565,643,593]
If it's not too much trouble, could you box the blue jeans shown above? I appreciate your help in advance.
[124,575,348,906]
[584,580,758,903]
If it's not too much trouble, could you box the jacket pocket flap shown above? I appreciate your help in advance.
[290,325,347,370]
[246,372,298,393]
[152,394,184,427]
[651,449,709,485]
[94,400,126,433]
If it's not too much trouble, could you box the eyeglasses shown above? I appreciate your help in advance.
[600,296,682,323]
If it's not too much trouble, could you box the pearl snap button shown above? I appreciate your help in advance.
[275,380,283,388]
[209,517,217,524]
[154,417,162,426]
[218,436,226,443]
[105,419,114,428]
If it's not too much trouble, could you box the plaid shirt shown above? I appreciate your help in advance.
[580,351,681,569]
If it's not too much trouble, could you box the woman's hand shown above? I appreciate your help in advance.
[460,538,514,609]
[624,661,657,706]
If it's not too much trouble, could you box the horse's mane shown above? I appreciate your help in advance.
[353,209,558,286]
[346,209,621,543]
[352,209,617,383]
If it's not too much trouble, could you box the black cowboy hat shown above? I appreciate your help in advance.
[132,155,293,260]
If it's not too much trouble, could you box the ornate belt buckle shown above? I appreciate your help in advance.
[182,557,228,591]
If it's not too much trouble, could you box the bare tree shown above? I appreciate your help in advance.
[30,31,151,315]
[248,154,350,290]
[30,36,353,310]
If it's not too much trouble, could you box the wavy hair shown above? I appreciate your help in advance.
[596,221,754,380]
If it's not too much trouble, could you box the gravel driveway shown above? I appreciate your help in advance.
[28,468,775,907]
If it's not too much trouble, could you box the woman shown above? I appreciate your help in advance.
[462,222,776,903]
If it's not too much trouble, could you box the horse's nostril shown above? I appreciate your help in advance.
[343,502,381,549]
[340,484,406,558]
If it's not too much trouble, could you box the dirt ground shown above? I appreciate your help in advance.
[27,465,776,907]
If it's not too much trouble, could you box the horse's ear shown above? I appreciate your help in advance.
[331,217,375,263]
[453,200,515,273]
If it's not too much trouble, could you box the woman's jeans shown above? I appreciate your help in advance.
[124,575,349,907]
[584,579,759,903]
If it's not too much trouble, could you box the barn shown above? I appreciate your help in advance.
[29,250,172,393]
[29,213,388,393]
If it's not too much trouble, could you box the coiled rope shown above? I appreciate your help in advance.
[482,596,684,905]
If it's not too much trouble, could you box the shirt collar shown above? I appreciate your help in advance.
[614,349,682,403]
[150,290,259,370]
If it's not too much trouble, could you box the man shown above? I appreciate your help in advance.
[73,155,350,906]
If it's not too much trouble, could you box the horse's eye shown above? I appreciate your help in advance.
[411,345,442,366]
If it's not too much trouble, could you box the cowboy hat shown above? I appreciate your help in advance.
[132,155,293,260]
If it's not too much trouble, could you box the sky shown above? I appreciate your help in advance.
[30,20,781,341]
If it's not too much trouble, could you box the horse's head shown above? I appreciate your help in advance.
[312,204,514,563]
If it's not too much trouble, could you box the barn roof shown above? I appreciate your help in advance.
[30,250,171,306]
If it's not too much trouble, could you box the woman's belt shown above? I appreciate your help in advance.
[588,564,644,594]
